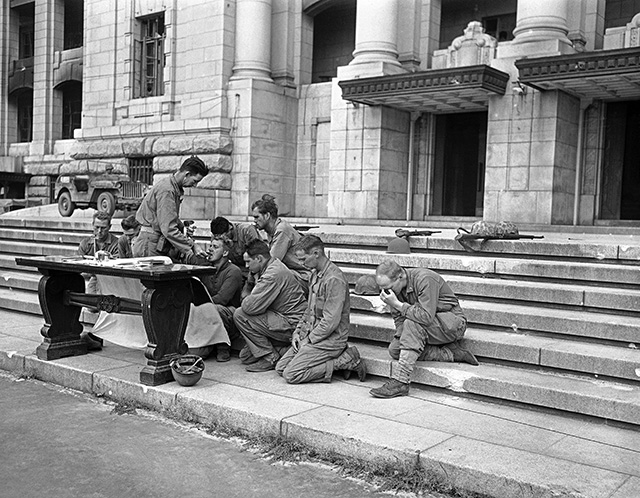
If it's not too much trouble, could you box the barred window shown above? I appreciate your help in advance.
[64,0,84,50]
[128,157,154,185]
[133,14,165,98]
[17,4,35,59]
[61,82,82,139]
[17,91,33,143]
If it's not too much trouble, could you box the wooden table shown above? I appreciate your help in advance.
[15,256,217,386]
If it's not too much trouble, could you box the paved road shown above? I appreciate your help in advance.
[0,374,388,498]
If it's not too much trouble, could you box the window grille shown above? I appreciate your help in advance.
[62,84,82,139]
[63,0,84,50]
[133,14,165,98]
[128,157,154,185]
[17,5,35,59]
[17,91,33,143]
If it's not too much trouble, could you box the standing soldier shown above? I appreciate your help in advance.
[132,156,208,261]
[276,235,366,384]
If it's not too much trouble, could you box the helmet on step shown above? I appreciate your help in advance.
[386,237,411,254]
[354,275,380,296]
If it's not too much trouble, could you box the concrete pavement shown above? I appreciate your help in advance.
[1,308,638,498]
[0,374,389,498]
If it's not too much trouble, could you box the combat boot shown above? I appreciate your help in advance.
[448,341,479,365]
[369,379,410,398]
[334,346,367,381]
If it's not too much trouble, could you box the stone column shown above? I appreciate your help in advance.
[32,0,64,154]
[231,0,273,81]
[350,0,400,67]
[512,0,571,47]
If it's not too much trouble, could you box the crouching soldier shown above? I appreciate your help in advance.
[369,260,478,398]
[233,240,307,372]
[276,235,366,384]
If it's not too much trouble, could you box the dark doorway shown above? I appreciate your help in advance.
[432,112,487,216]
[601,100,640,220]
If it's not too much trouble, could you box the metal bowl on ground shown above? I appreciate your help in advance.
[170,355,205,386]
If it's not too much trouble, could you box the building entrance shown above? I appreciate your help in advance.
[432,112,487,217]
[601,100,640,221]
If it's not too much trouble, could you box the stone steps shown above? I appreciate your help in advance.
[349,312,640,382]
[2,214,640,427]
[319,230,640,262]
[346,269,640,313]
[329,247,640,285]
[358,343,640,426]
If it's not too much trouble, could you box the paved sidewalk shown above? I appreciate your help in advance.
[1,309,638,498]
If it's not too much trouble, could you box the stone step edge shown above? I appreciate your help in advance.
[350,313,640,382]
[356,343,640,427]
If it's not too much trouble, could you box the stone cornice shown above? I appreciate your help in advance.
[339,65,510,113]
[516,46,640,100]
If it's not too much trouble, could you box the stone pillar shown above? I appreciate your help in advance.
[350,0,400,67]
[231,0,273,81]
[329,0,409,220]
[32,0,64,154]
[512,0,571,48]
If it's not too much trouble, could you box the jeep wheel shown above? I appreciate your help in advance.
[58,191,75,217]
[97,191,116,216]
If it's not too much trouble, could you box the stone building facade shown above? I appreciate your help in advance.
[1,0,639,225]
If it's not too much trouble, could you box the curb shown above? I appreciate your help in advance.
[0,347,611,498]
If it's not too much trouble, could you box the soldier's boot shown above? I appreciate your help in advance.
[369,379,409,398]
[448,341,479,366]
[334,346,367,382]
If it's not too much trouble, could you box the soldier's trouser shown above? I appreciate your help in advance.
[389,313,466,383]
[233,308,294,362]
[132,231,163,258]
[276,341,345,384]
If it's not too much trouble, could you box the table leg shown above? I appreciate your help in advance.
[139,278,192,386]
[36,271,87,360]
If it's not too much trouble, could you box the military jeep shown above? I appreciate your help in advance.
[55,172,150,217]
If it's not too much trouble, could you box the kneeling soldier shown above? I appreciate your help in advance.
[276,235,366,383]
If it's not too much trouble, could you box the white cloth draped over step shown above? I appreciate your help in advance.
[91,275,229,349]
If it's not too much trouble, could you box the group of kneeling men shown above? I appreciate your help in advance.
[77,156,478,399]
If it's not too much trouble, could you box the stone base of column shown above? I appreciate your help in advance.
[497,39,575,59]
[337,61,406,80]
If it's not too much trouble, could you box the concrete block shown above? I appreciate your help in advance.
[396,399,564,454]
[464,300,640,343]
[609,477,640,498]
[24,355,95,393]
[420,437,629,498]
[283,405,452,464]
[507,166,529,190]
[584,287,640,312]
[0,346,27,374]
[540,341,640,381]
[546,435,640,478]
[92,364,180,412]
[509,142,531,167]
[176,383,317,437]
[496,258,640,285]
[461,364,640,425]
